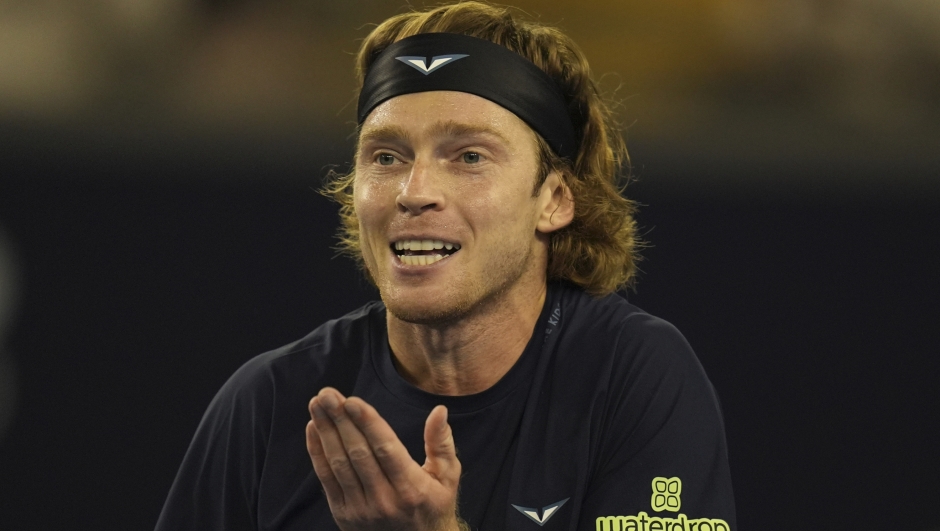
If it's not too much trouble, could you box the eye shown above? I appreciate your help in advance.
[461,152,481,164]
[376,153,397,166]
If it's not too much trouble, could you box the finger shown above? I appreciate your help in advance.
[306,414,345,506]
[343,396,421,488]
[319,392,391,497]
[311,391,366,503]
[423,405,461,488]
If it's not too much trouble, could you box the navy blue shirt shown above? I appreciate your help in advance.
[156,283,735,530]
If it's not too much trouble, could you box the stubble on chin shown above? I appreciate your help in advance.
[379,266,528,328]
[381,286,476,326]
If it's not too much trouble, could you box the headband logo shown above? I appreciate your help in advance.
[395,54,468,75]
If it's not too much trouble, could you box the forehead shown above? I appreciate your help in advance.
[359,91,536,145]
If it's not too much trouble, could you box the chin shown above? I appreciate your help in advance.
[382,292,471,325]
[370,248,538,326]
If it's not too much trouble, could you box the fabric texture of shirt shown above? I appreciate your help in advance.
[156,282,735,530]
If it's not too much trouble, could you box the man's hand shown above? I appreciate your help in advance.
[306,387,463,531]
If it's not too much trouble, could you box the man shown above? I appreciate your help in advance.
[156,3,735,530]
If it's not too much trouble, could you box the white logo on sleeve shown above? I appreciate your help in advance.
[395,54,469,75]
[512,498,569,526]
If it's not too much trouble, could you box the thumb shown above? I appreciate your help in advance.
[423,405,460,483]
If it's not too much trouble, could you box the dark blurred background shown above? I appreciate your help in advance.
[1,0,938,529]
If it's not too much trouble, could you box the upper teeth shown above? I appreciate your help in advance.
[394,240,460,251]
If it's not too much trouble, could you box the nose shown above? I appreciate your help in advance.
[396,158,445,215]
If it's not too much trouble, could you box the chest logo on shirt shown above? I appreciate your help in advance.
[651,477,681,512]
[512,498,569,526]
[595,477,732,530]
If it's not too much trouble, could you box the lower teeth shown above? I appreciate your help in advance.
[399,254,444,266]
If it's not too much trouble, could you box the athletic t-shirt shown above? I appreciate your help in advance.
[156,282,735,530]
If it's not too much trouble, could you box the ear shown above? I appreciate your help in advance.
[536,170,574,234]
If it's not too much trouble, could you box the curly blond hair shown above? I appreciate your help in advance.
[323,1,639,295]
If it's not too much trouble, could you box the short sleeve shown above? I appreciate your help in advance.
[155,355,275,531]
[581,317,736,530]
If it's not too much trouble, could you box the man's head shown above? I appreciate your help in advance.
[325,1,639,309]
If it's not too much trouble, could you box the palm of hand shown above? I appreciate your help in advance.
[306,388,464,531]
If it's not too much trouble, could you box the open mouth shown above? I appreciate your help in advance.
[391,239,461,266]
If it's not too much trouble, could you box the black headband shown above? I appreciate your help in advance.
[357,33,578,160]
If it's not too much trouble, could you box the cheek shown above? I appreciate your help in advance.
[451,171,512,210]
[354,176,396,226]
[353,185,386,260]
[459,180,536,232]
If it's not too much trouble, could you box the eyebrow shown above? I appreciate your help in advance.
[357,124,410,149]
[357,120,512,151]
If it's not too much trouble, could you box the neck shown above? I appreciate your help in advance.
[386,279,548,396]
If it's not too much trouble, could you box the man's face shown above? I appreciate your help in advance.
[354,90,554,324]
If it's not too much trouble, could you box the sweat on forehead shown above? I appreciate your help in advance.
[357,32,577,160]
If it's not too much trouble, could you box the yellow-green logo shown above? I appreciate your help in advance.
[597,477,730,530]
[651,477,681,512]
